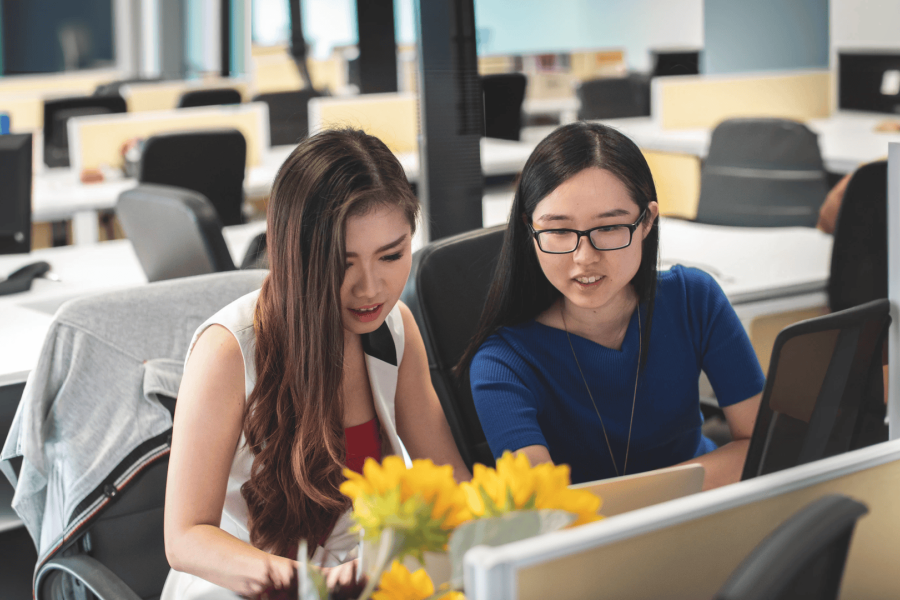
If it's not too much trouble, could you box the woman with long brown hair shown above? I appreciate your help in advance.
[162,129,470,599]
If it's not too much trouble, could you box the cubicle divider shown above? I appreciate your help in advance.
[66,102,270,173]
[641,150,701,220]
[0,68,119,97]
[119,78,252,112]
[308,92,418,154]
[464,439,900,600]
[651,69,832,130]
[250,43,349,94]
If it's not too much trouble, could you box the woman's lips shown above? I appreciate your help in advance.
[573,276,604,289]
[348,303,383,323]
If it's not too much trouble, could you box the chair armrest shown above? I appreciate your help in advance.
[35,554,142,600]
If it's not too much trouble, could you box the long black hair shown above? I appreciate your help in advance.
[457,121,660,376]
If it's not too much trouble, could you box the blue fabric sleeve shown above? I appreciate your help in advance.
[685,268,766,408]
[469,335,548,458]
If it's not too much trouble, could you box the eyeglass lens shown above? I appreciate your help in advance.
[538,227,632,252]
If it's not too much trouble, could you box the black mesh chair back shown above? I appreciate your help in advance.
[714,495,868,600]
[176,87,242,108]
[828,161,887,313]
[742,299,891,480]
[43,96,127,168]
[576,74,651,120]
[252,89,322,146]
[481,73,527,141]
[696,118,829,227]
[29,271,267,600]
[138,129,246,226]
[117,184,236,282]
[400,226,506,470]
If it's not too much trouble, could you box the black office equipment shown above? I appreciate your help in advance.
[138,129,246,227]
[252,89,322,146]
[0,133,32,256]
[696,118,829,227]
[714,495,867,600]
[576,74,651,120]
[829,161,887,313]
[838,52,900,114]
[117,184,237,283]
[356,0,398,94]
[176,87,242,108]
[400,225,505,470]
[482,73,527,141]
[742,299,891,481]
[651,49,701,77]
[43,96,127,168]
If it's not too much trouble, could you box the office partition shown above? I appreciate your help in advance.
[464,439,900,600]
[888,143,900,439]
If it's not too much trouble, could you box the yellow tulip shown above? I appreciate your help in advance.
[372,561,435,600]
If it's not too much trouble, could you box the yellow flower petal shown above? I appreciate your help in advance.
[373,561,436,600]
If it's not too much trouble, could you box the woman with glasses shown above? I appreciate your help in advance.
[458,122,764,490]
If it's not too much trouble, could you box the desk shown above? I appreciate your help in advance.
[0,221,266,388]
[595,111,900,175]
[33,137,539,245]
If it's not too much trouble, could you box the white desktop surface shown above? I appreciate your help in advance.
[32,137,538,243]
[597,111,900,175]
[0,221,266,387]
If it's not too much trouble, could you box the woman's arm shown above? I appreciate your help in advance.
[164,325,298,596]
[678,392,761,491]
[394,302,472,481]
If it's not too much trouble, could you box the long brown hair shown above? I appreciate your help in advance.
[242,129,419,557]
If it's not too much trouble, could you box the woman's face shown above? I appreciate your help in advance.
[341,204,413,335]
[530,167,657,313]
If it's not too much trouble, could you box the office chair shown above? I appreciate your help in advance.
[714,494,868,600]
[741,299,891,480]
[828,161,887,313]
[43,96,127,168]
[9,270,267,600]
[138,129,246,226]
[176,87,242,108]
[481,73,527,141]
[240,231,269,270]
[252,89,323,146]
[695,118,829,227]
[400,225,506,470]
[576,73,651,120]
[117,184,237,282]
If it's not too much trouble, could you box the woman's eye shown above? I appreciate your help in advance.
[546,230,569,236]
[344,262,353,270]
[382,252,403,262]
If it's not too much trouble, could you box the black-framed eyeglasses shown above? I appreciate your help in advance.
[529,208,648,254]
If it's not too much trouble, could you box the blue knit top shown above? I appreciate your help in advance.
[469,265,766,484]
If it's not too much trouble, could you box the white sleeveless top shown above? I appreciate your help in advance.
[162,290,406,599]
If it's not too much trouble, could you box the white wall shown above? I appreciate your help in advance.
[831,0,900,51]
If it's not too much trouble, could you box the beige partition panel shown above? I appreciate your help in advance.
[750,306,830,373]
[479,55,516,75]
[0,68,119,96]
[570,49,626,81]
[68,102,269,172]
[0,92,45,132]
[516,454,900,600]
[642,150,701,220]
[657,71,832,130]
[121,78,251,112]
[309,93,418,154]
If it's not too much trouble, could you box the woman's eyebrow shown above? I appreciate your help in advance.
[345,233,408,257]
[536,208,631,223]
[535,213,571,223]
[595,208,632,218]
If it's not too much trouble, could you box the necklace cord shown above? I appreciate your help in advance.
[561,304,641,477]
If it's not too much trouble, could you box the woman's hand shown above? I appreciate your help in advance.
[322,558,360,590]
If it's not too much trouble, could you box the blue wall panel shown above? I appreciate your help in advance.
[704,0,829,74]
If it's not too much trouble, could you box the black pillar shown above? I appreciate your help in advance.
[415,0,483,241]
[220,0,231,77]
[355,0,398,94]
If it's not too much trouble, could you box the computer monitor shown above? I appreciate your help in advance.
[839,52,900,114]
[0,134,32,255]
[651,50,701,77]
[43,95,127,168]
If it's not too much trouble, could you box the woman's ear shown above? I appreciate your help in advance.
[521,213,529,226]
[641,201,659,238]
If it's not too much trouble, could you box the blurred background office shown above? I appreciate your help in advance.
[3,1,900,598]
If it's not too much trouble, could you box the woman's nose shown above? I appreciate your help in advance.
[572,235,601,264]
[353,266,380,298]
